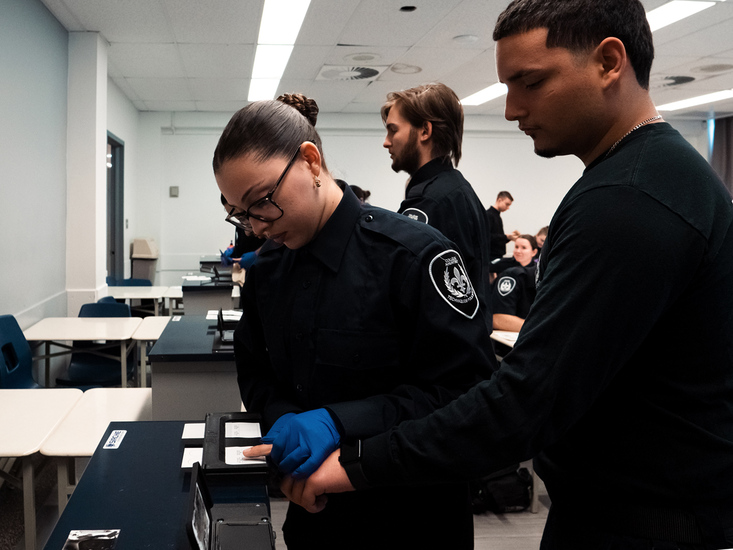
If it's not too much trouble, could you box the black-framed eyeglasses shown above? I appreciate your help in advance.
[225,143,307,232]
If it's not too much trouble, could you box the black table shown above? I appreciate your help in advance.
[44,421,270,549]
[148,316,240,420]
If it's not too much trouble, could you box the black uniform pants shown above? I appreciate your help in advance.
[282,483,474,550]
[540,503,711,550]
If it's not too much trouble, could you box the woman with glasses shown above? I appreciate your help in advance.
[213,95,497,549]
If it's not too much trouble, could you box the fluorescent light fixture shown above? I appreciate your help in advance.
[460,83,508,106]
[657,89,733,111]
[252,45,294,79]
[248,79,282,102]
[258,0,311,44]
[646,0,717,32]
[247,0,311,101]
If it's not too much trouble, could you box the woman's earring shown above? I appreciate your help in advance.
[314,176,321,188]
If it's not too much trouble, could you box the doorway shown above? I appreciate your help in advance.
[107,132,124,284]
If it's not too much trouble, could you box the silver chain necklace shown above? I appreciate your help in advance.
[605,115,663,158]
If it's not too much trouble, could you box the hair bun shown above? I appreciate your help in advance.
[277,93,319,126]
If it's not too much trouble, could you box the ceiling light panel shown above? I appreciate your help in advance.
[646,1,717,32]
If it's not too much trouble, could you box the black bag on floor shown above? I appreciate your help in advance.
[470,464,532,514]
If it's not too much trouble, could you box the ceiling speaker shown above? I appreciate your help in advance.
[316,65,387,81]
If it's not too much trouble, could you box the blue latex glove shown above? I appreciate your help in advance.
[238,250,258,270]
[270,409,341,479]
[220,248,234,267]
[260,412,297,444]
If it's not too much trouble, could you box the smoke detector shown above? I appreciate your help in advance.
[316,65,388,81]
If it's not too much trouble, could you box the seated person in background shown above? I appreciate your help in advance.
[534,225,548,262]
[492,234,538,333]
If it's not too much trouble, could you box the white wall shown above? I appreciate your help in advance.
[107,78,141,280]
[135,112,709,285]
[0,0,69,327]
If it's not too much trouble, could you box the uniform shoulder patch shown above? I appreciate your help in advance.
[401,208,429,224]
[497,276,517,296]
[429,250,479,319]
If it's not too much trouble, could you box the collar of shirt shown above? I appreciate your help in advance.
[406,156,453,192]
[305,183,362,273]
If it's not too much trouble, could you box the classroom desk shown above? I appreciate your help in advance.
[43,420,271,550]
[104,286,170,316]
[40,388,152,513]
[181,278,237,314]
[131,316,171,387]
[163,285,183,315]
[0,388,83,550]
[148,315,242,421]
[23,317,142,388]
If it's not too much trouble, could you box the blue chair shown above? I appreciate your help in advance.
[56,302,137,387]
[0,314,41,389]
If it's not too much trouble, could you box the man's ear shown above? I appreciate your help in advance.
[300,141,322,177]
[595,37,626,90]
[419,120,433,144]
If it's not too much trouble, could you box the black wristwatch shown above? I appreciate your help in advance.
[338,440,371,490]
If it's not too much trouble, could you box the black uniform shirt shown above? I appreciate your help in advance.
[399,157,492,331]
[492,263,536,319]
[234,185,497,438]
[357,124,733,545]
[486,205,508,260]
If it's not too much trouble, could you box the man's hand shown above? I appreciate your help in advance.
[280,450,356,513]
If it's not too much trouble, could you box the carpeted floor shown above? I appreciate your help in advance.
[0,455,57,550]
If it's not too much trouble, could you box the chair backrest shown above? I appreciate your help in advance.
[118,278,152,287]
[78,302,131,318]
[0,314,39,389]
[97,296,119,305]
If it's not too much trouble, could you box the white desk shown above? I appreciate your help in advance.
[40,387,152,512]
[105,286,169,316]
[163,285,183,315]
[132,316,171,387]
[23,317,142,388]
[0,388,83,550]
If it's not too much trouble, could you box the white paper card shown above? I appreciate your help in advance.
[225,422,261,438]
[225,446,267,466]
[181,447,204,468]
[182,423,206,439]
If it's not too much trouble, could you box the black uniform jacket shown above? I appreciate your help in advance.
[399,157,493,331]
[234,184,497,438]
[492,263,537,319]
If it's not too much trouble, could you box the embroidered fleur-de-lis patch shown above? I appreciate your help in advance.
[429,250,479,319]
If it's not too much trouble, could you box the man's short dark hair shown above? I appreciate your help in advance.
[493,0,654,89]
[497,191,514,201]
[381,83,463,166]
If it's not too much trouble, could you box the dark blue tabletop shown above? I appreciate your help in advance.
[44,421,269,549]
[148,315,234,362]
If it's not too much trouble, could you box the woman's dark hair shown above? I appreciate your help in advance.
[493,0,653,89]
[213,93,326,173]
[349,185,371,202]
[517,234,538,250]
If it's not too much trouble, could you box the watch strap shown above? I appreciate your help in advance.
[339,440,371,490]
